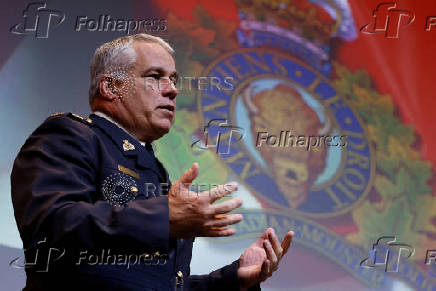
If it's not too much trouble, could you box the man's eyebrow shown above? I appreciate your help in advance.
[141,67,163,75]
[142,67,178,78]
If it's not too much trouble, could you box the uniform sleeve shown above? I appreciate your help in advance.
[10,116,169,255]
[185,259,261,290]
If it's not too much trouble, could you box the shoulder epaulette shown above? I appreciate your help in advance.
[48,112,93,125]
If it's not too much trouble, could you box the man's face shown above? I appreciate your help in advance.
[117,42,178,142]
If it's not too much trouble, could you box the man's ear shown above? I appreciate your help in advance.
[98,74,118,101]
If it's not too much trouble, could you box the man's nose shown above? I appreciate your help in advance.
[159,78,178,100]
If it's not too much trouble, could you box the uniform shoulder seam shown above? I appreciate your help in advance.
[48,112,93,126]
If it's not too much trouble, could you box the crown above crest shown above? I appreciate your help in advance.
[236,0,339,44]
[235,0,357,77]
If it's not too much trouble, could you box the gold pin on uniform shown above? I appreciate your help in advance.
[50,112,64,117]
[130,186,138,196]
[71,113,84,120]
[123,139,135,151]
[118,165,140,179]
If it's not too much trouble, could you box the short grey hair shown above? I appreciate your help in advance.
[89,33,174,105]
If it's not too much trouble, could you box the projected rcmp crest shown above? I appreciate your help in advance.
[157,0,436,289]
[198,49,374,217]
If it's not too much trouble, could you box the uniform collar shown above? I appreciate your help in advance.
[88,112,162,178]
[92,111,156,151]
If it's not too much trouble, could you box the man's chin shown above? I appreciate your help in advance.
[153,122,172,137]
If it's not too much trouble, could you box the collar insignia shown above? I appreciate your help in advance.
[122,139,135,151]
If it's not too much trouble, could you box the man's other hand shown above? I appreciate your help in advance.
[169,163,243,238]
[238,228,294,290]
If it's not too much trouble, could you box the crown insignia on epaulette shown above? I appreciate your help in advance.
[70,113,84,120]
[66,113,93,124]
[122,139,135,151]
[50,112,65,117]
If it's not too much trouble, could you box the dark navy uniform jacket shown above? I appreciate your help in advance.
[11,113,250,291]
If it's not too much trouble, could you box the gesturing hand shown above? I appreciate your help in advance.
[238,228,294,290]
[169,163,243,238]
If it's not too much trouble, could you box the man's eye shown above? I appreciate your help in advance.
[147,74,160,80]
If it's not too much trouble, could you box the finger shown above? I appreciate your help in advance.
[203,227,236,237]
[282,231,294,255]
[268,229,283,260]
[253,229,270,248]
[260,259,270,282]
[264,240,278,271]
[178,163,199,188]
[206,182,238,203]
[211,197,243,214]
[204,214,243,227]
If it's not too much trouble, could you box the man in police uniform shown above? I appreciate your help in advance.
[11,34,294,290]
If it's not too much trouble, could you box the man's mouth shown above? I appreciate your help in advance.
[157,105,175,112]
